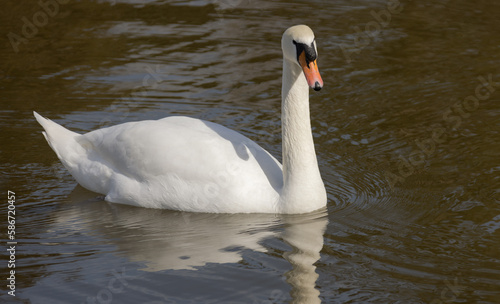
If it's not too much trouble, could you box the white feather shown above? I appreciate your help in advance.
[34,25,327,214]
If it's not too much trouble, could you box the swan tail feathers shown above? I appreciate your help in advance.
[33,111,81,160]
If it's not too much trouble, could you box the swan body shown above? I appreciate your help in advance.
[34,25,327,214]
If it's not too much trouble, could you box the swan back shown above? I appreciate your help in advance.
[34,111,284,213]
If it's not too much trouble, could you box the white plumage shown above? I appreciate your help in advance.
[34,25,327,214]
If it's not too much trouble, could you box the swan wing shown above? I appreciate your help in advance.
[37,113,283,213]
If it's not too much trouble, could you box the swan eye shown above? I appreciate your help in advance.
[294,41,317,66]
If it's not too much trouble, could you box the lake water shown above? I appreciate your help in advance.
[1,0,500,303]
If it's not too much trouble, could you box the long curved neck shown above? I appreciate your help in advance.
[280,58,326,213]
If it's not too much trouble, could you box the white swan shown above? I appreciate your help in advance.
[34,25,327,214]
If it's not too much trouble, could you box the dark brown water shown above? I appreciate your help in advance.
[1,0,500,303]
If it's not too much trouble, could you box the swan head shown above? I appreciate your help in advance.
[281,25,323,91]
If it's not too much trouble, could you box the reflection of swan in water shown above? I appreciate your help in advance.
[56,186,327,300]
[283,213,327,304]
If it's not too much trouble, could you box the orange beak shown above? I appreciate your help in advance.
[298,51,323,91]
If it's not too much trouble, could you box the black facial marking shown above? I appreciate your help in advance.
[294,40,317,67]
